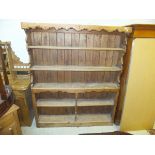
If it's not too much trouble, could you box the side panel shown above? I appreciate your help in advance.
[120,39,155,131]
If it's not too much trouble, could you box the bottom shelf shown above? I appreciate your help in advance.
[38,114,112,127]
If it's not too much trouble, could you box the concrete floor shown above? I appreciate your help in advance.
[21,119,150,135]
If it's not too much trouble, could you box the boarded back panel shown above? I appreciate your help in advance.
[23,24,129,122]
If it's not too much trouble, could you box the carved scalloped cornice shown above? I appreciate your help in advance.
[21,22,132,33]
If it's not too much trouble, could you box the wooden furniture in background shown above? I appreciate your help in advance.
[11,80,33,126]
[120,24,155,131]
[0,41,16,80]
[0,45,13,117]
[0,73,12,117]
[0,104,22,135]
[22,23,132,127]
[0,41,30,79]
[0,41,33,126]
[0,46,20,135]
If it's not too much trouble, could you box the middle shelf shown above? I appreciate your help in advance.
[32,82,120,93]
[37,98,114,107]
[30,65,122,72]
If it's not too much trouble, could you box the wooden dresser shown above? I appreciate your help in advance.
[22,23,132,127]
[0,104,22,135]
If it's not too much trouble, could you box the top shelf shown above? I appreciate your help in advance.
[28,46,125,52]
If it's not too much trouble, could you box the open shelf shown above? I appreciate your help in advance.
[28,45,125,52]
[32,82,119,93]
[37,99,75,107]
[37,98,114,107]
[78,99,114,106]
[31,65,122,72]
[38,113,112,127]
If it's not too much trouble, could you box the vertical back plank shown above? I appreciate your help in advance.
[57,32,65,82]
[57,32,65,98]
[33,32,42,65]
[71,33,79,82]
[42,32,49,83]
[112,35,122,82]
[32,32,42,83]
[79,33,86,98]
[85,34,94,82]
[104,35,115,82]
[93,34,101,81]
[79,33,86,82]
[100,34,108,82]
[64,33,72,82]
[49,32,57,83]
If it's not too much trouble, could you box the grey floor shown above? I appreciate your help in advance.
[21,119,149,135]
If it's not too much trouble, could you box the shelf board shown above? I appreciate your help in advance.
[78,99,114,106]
[32,82,119,93]
[28,45,125,52]
[37,98,114,107]
[31,65,122,72]
[37,99,75,107]
[38,114,112,127]
[77,114,112,125]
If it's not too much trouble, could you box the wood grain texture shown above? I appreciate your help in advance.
[71,33,80,82]
[23,24,128,127]
[13,83,34,126]
[131,24,155,38]
[31,65,122,71]
[28,46,125,51]
[38,113,112,127]
[0,104,22,135]
[37,98,114,107]
[32,82,119,93]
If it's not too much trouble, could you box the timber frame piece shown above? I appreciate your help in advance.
[114,35,134,124]
[114,24,155,124]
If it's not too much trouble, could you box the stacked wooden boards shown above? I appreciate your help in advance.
[22,23,131,127]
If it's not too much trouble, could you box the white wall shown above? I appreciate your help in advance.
[0,19,155,63]
[0,20,28,62]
